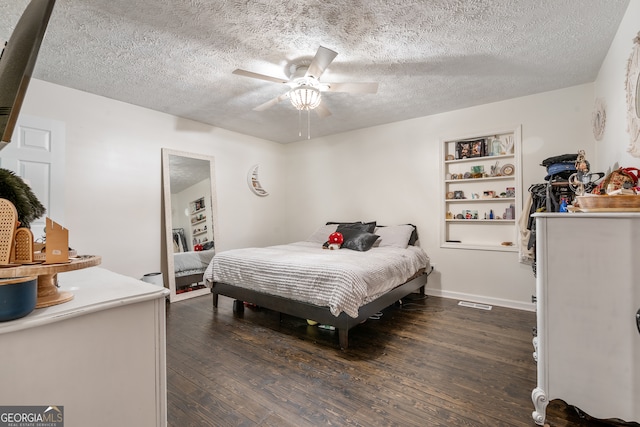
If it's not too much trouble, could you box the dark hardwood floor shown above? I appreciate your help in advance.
[165,293,637,427]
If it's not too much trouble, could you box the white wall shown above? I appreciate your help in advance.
[18,79,287,281]
[282,1,639,310]
[285,84,595,310]
[13,2,635,308]
[18,80,595,309]
[594,0,640,170]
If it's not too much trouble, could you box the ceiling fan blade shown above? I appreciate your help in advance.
[325,82,379,94]
[233,69,289,84]
[253,93,289,111]
[314,101,332,118]
[306,46,338,80]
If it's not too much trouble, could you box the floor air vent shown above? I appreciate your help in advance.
[458,301,492,310]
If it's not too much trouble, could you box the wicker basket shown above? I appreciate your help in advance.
[0,199,18,265]
[576,194,640,211]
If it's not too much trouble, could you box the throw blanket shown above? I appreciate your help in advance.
[204,241,429,318]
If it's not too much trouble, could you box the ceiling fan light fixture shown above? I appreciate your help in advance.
[289,85,321,111]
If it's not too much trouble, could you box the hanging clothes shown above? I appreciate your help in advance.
[172,228,188,253]
[518,192,535,264]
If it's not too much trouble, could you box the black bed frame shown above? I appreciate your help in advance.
[211,272,427,349]
[175,272,205,289]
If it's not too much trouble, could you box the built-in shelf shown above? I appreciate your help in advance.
[188,196,212,247]
[445,175,514,183]
[440,126,522,251]
[445,219,516,223]
[444,153,514,164]
[446,197,515,203]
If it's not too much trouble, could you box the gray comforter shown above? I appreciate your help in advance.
[204,241,429,318]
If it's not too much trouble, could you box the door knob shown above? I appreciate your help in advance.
[636,309,640,335]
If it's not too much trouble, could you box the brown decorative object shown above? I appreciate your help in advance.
[500,163,515,176]
[43,217,69,264]
[0,199,18,265]
[14,228,34,264]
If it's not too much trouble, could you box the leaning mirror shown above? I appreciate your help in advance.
[626,32,640,156]
[162,148,218,302]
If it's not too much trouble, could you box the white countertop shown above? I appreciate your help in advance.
[533,212,640,218]
[0,267,169,334]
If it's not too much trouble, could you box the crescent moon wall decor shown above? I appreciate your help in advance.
[248,164,269,196]
[625,32,640,156]
[592,97,606,141]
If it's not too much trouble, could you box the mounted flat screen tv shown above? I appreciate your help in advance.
[0,0,56,150]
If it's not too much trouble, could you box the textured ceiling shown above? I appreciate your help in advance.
[0,0,631,144]
[168,153,211,194]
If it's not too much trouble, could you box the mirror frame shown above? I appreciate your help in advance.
[626,32,640,156]
[161,148,219,302]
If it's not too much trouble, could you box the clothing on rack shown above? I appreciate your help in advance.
[518,192,535,264]
[172,228,188,253]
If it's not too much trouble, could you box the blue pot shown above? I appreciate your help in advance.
[0,276,38,322]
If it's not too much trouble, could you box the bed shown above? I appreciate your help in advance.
[174,249,215,288]
[204,222,430,349]
[172,228,215,289]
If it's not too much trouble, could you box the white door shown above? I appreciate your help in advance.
[0,114,65,240]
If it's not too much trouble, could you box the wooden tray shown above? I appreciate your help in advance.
[0,255,101,307]
[576,207,640,212]
[576,195,640,210]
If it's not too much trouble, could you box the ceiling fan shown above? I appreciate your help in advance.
[232,45,379,118]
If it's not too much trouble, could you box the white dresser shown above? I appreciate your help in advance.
[532,213,640,425]
[0,267,169,427]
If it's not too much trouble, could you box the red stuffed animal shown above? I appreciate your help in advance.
[327,231,343,250]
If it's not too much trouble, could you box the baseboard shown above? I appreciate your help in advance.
[424,287,536,312]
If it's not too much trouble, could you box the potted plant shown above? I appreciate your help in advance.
[0,168,46,228]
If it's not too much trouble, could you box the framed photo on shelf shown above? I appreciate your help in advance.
[456,139,486,159]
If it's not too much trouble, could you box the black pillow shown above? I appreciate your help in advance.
[338,227,379,251]
[360,221,377,233]
[327,221,359,226]
[332,221,377,233]
[406,224,419,245]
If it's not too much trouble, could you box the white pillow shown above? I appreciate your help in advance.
[305,224,338,244]
[373,224,415,249]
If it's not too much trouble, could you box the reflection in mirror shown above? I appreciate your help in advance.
[162,148,218,302]
[636,73,640,119]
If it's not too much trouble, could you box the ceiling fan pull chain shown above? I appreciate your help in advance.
[298,109,302,137]
[307,109,311,139]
